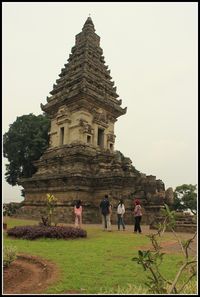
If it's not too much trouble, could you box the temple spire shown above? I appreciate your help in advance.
[42,15,127,118]
[82,16,95,32]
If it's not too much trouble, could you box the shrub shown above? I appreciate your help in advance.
[7,225,87,240]
[3,246,17,268]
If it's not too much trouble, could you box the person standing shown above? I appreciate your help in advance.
[74,200,82,228]
[133,199,142,233]
[108,201,113,229]
[99,195,111,231]
[117,199,125,231]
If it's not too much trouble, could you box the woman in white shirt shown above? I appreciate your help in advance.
[117,199,125,230]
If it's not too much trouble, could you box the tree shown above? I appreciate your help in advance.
[172,184,197,215]
[3,113,50,186]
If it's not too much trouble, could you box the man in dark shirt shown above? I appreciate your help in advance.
[99,194,111,231]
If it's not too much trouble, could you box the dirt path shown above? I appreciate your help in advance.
[3,254,59,294]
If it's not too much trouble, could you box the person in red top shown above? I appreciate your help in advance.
[74,200,82,228]
[133,199,142,233]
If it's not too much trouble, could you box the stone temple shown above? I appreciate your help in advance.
[18,17,173,224]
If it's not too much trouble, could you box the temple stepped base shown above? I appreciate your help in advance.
[149,215,197,233]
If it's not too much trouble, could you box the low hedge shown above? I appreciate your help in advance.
[7,225,87,240]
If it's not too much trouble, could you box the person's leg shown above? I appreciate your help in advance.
[117,214,120,230]
[138,216,142,233]
[78,215,82,228]
[134,216,139,232]
[75,215,78,227]
[121,216,125,230]
[77,215,80,227]
[106,214,111,231]
[102,214,107,230]
[102,214,105,230]
[80,214,82,228]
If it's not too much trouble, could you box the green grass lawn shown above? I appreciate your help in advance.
[3,218,196,294]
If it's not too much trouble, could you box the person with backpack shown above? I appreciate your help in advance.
[133,199,142,233]
[74,199,82,228]
[117,199,125,231]
[99,195,111,231]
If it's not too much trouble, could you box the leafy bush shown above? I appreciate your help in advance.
[3,246,17,268]
[7,225,87,240]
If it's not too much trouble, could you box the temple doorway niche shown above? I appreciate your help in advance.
[87,135,91,144]
[60,127,64,145]
[97,128,104,149]
[110,143,113,151]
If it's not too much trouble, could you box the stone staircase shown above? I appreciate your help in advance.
[150,213,197,233]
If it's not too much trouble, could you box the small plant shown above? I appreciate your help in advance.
[132,204,197,294]
[7,225,87,240]
[3,246,17,268]
[46,193,57,226]
[39,216,50,226]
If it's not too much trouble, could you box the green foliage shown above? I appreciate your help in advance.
[3,245,17,268]
[132,247,170,293]
[46,193,57,226]
[132,204,197,294]
[3,203,20,217]
[172,184,197,214]
[3,113,50,186]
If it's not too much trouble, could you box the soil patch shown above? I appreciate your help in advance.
[3,254,59,294]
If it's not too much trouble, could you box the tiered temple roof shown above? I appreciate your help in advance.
[41,17,127,118]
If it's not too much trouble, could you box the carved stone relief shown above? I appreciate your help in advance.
[56,105,71,125]
[107,133,115,143]
[79,119,94,134]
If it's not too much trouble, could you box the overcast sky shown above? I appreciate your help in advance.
[2,2,198,203]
